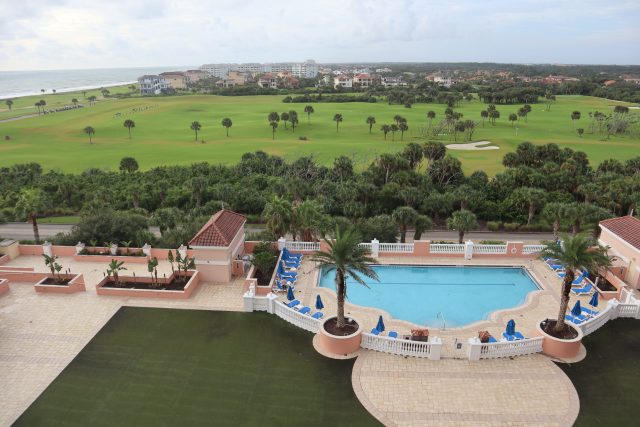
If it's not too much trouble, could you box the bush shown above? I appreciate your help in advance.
[298,136,308,141]
[486,221,502,231]
[519,223,553,232]
[56,210,150,246]
[503,222,520,231]
[253,241,277,256]
[479,240,506,245]
[356,215,398,243]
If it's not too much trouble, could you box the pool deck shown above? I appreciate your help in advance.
[0,254,583,426]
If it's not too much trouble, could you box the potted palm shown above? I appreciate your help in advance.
[311,228,378,355]
[537,233,613,359]
[106,259,127,287]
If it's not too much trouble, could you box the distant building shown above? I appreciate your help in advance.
[137,75,169,95]
[381,76,406,87]
[603,80,618,86]
[216,71,247,88]
[291,60,319,78]
[375,67,392,73]
[353,73,376,87]
[334,76,353,88]
[200,64,231,78]
[598,216,640,290]
[184,70,207,83]
[257,73,278,89]
[160,72,188,89]
[237,63,263,74]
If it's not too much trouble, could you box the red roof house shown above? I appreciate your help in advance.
[189,209,246,247]
[599,215,640,290]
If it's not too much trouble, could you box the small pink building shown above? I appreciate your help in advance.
[599,216,640,290]
[188,209,246,283]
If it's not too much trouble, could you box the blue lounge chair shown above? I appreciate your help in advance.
[502,332,525,341]
[565,314,585,325]
[370,328,380,335]
[571,274,585,286]
[311,312,324,320]
[283,248,303,260]
[571,283,593,295]
[276,274,296,285]
[488,336,497,343]
[581,306,599,317]
[279,263,298,277]
[272,280,287,293]
[297,306,311,315]
[286,299,300,308]
[388,331,398,339]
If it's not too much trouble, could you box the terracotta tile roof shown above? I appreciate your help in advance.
[188,209,246,247]
[600,216,640,250]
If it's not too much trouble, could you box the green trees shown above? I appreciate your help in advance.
[510,187,547,225]
[423,141,446,167]
[508,113,518,127]
[281,112,290,129]
[577,128,584,137]
[15,188,46,243]
[427,110,436,130]
[71,98,79,105]
[293,199,327,241]
[480,110,488,127]
[398,121,408,141]
[311,228,378,329]
[539,233,612,335]
[380,124,390,140]
[304,105,314,124]
[83,126,95,144]
[389,124,398,141]
[366,116,376,133]
[545,92,556,111]
[190,121,201,141]
[401,143,423,169]
[123,119,135,139]
[447,209,478,244]
[5,99,13,110]
[221,118,232,136]
[288,111,298,132]
[333,113,343,132]
[270,120,278,139]
[542,202,567,238]
[150,207,180,236]
[571,111,581,128]
[88,95,97,105]
[262,196,293,238]
[106,259,127,285]
[392,206,418,243]
[413,215,433,241]
[488,105,500,125]
[119,157,139,174]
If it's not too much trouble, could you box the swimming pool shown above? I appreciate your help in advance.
[318,265,540,328]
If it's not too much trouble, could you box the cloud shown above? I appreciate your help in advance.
[0,0,639,70]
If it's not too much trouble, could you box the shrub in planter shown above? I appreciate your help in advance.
[252,251,276,286]
[42,254,71,285]
[487,221,502,231]
[503,222,520,231]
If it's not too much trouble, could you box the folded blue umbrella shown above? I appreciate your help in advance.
[589,292,599,308]
[505,319,516,336]
[315,294,324,310]
[571,300,582,317]
[376,315,385,333]
[286,286,295,301]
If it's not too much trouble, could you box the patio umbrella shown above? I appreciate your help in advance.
[589,292,599,308]
[315,294,324,310]
[571,300,582,317]
[376,315,385,333]
[286,285,295,301]
[505,319,516,336]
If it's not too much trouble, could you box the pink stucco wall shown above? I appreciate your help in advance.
[35,274,86,294]
[96,270,200,299]
[599,227,640,290]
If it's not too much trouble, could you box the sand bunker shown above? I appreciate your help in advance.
[446,141,500,150]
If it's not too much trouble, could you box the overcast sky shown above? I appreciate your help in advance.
[1,0,639,71]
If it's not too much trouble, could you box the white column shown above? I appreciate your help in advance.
[110,243,118,256]
[267,293,278,314]
[142,243,152,257]
[464,240,474,260]
[42,241,53,257]
[429,337,442,360]
[277,237,286,251]
[75,242,85,255]
[242,292,255,312]
[467,337,481,361]
[178,245,187,258]
[371,238,379,257]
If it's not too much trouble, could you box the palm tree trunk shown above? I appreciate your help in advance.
[528,205,535,225]
[553,220,559,239]
[128,128,131,139]
[400,227,406,243]
[458,230,464,244]
[554,272,574,333]
[32,216,40,244]
[336,269,346,328]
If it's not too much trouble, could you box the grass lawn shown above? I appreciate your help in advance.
[558,318,640,426]
[37,216,81,224]
[14,307,379,427]
[0,93,638,175]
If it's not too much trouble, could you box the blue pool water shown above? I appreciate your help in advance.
[318,265,540,327]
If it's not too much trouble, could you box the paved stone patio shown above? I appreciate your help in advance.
[0,254,585,426]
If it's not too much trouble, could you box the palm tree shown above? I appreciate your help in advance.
[392,206,418,243]
[539,233,613,335]
[269,121,278,139]
[366,116,376,133]
[543,202,568,239]
[71,98,78,106]
[5,99,13,110]
[398,122,408,141]
[489,109,500,125]
[221,118,232,136]
[268,112,280,123]
[106,259,127,285]
[39,100,46,112]
[123,119,135,139]
[508,113,518,127]
[40,89,45,94]
[381,124,391,140]
[393,114,403,125]
[15,188,46,243]
[82,90,87,99]
[34,101,41,115]
[511,187,546,225]
[84,126,95,144]
[447,209,478,243]
[390,124,399,141]
[571,111,581,128]
[190,121,201,141]
[480,110,488,127]
[427,110,436,130]
[293,199,326,241]
[288,111,298,132]
[333,113,343,132]
[414,215,433,241]
[262,196,293,238]
[311,228,378,329]
[87,95,97,105]
[304,105,314,124]
[281,112,290,129]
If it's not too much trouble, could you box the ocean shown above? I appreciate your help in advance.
[0,66,194,99]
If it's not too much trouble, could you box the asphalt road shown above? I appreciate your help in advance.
[0,222,554,243]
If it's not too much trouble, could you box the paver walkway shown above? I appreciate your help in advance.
[352,351,579,427]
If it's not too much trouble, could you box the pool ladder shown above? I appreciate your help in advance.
[437,311,446,330]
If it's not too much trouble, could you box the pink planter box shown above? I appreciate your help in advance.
[96,270,200,299]
[35,274,86,294]
[74,254,149,263]
[0,279,9,296]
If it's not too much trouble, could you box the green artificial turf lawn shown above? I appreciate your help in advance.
[14,307,379,427]
[0,92,638,175]
[558,318,640,426]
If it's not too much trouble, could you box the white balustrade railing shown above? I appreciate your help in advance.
[358,243,372,251]
[361,333,442,360]
[430,243,464,254]
[616,302,640,319]
[523,245,546,255]
[284,241,320,252]
[252,297,270,312]
[474,244,507,254]
[378,243,414,253]
[578,305,614,336]
[273,301,321,333]
[468,337,543,360]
